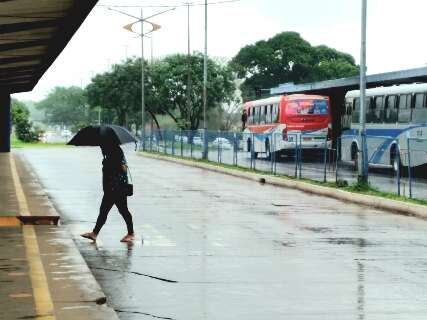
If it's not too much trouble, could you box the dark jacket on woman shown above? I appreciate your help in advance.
[101,145,128,195]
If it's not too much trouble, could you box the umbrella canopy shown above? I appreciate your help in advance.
[67,125,137,146]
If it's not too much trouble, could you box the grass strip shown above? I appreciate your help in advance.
[12,136,68,148]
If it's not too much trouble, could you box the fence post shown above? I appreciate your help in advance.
[323,134,328,183]
[298,134,302,179]
[294,134,298,178]
[217,130,221,163]
[156,130,160,152]
[180,130,183,157]
[190,131,193,159]
[273,133,277,175]
[250,133,254,170]
[149,130,153,152]
[335,137,340,184]
[407,137,412,198]
[396,139,401,196]
[164,130,168,155]
[233,132,237,166]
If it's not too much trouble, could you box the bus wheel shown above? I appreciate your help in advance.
[351,143,358,171]
[265,139,271,160]
[390,145,402,175]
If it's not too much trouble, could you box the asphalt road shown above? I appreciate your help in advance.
[18,147,427,320]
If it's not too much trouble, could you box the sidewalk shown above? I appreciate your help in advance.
[0,153,119,320]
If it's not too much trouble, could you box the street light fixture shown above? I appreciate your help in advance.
[108,6,175,150]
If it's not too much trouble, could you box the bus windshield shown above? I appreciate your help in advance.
[286,99,328,116]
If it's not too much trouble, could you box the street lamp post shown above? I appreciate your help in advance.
[108,7,174,150]
[358,0,368,183]
[140,9,145,150]
[202,0,208,159]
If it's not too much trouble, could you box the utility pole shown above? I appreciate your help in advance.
[140,8,146,150]
[186,3,192,129]
[358,0,368,183]
[202,0,208,159]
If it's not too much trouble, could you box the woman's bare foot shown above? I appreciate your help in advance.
[81,232,97,241]
[120,234,135,243]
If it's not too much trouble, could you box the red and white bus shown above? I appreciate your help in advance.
[243,94,331,157]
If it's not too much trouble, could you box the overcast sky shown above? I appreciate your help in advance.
[13,0,427,102]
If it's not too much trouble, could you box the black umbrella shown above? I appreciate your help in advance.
[67,125,137,146]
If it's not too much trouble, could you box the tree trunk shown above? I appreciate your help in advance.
[148,111,161,130]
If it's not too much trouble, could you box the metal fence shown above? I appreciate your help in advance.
[143,129,427,201]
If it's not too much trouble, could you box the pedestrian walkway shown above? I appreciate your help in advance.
[0,153,119,320]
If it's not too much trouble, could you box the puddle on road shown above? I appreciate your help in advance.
[321,237,374,247]
[302,227,333,233]
[273,240,296,247]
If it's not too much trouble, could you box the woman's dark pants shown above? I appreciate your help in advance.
[93,193,134,235]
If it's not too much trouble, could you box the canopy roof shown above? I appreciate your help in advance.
[0,0,97,94]
[270,66,427,96]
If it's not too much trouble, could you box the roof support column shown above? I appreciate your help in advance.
[0,93,11,152]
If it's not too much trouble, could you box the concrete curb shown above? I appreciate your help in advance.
[141,152,427,219]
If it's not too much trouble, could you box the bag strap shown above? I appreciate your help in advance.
[126,165,133,183]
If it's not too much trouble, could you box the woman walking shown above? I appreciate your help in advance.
[81,142,135,243]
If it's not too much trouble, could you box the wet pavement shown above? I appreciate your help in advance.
[18,147,427,320]
[0,152,119,320]
[155,145,427,200]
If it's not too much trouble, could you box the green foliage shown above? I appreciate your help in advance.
[11,99,41,142]
[149,53,235,130]
[86,54,236,131]
[37,86,89,128]
[86,59,142,128]
[230,32,359,100]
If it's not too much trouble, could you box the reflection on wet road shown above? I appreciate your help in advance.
[19,147,427,320]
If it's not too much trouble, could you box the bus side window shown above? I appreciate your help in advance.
[253,107,257,124]
[268,104,273,124]
[398,94,411,123]
[275,103,280,122]
[352,98,360,123]
[367,97,375,123]
[262,105,267,124]
[264,105,268,124]
[412,93,427,124]
[342,99,352,130]
[374,96,384,123]
[385,95,397,123]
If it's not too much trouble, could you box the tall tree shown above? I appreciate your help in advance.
[231,32,359,100]
[149,53,235,130]
[86,59,164,130]
[86,54,236,131]
[37,86,88,128]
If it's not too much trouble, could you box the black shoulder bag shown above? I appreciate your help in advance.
[124,165,134,197]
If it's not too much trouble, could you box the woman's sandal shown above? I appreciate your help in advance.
[120,234,135,243]
[81,232,97,241]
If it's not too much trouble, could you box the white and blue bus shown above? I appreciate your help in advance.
[341,83,427,172]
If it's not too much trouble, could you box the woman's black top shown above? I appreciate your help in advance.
[102,147,128,195]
